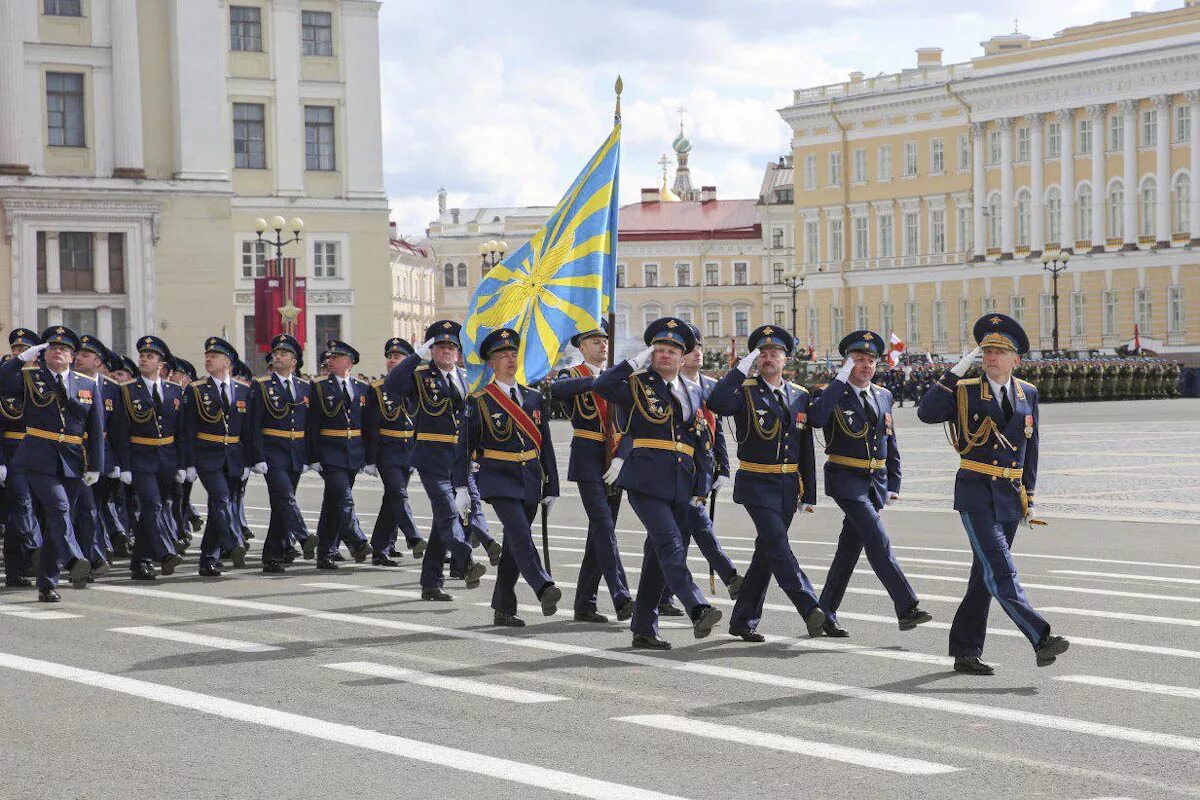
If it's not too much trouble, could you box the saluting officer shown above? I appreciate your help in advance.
[0,326,103,602]
[807,330,930,636]
[245,333,316,573]
[549,323,633,623]
[594,317,722,650]
[111,335,186,580]
[1,328,44,588]
[183,337,251,577]
[918,314,1069,674]
[307,340,373,569]
[363,337,426,566]
[467,328,561,626]
[707,325,826,641]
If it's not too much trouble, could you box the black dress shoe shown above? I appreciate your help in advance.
[67,558,91,589]
[302,535,318,560]
[953,656,995,676]
[242,529,255,541]
[38,588,61,603]
[822,620,850,638]
[1035,633,1070,667]
[352,541,372,563]
[330,552,346,562]
[229,545,247,570]
[130,568,156,581]
[730,628,766,643]
[616,598,634,621]
[657,602,685,617]
[4,576,32,588]
[410,540,427,559]
[372,555,399,567]
[493,611,526,627]
[262,560,286,574]
[573,610,609,623]
[187,514,203,533]
[463,561,486,589]
[632,634,671,650]
[804,607,827,638]
[485,540,502,566]
[112,537,131,558]
[90,560,111,578]
[421,588,453,601]
[727,573,744,600]
[198,564,222,577]
[692,605,723,639]
[539,584,562,616]
[898,605,933,631]
[160,554,183,576]
[316,559,339,570]
[448,567,465,579]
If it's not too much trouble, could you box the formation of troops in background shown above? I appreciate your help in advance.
[0,310,1072,675]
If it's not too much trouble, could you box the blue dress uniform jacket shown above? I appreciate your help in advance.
[808,379,900,509]
[111,379,184,472]
[466,385,559,505]
[97,374,124,475]
[706,368,816,511]
[550,365,624,483]
[917,372,1039,523]
[384,353,469,486]
[363,379,414,470]
[245,373,312,473]
[696,373,730,478]
[182,376,249,477]
[593,361,713,505]
[0,359,104,478]
[307,375,369,471]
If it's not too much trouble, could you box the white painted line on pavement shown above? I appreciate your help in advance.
[324,661,566,704]
[615,714,958,775]
[1054,675,1200,701]
[1050,570,1200,585]
[0,651,686,800]
[90,585,1200,755]
[1040,607,1200,628]
[0,599,82,621]
[302,582,423,599]
[111,626,282,652]
[468,601,692,629]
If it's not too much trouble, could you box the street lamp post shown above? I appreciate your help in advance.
[479,239,508,273]
[254,215,304,261]
[1041,250,1070,353]
[776,267,807,340]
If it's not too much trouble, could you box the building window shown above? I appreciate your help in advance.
[704,262,719,285]
[456,262,466,286]
[772,227,783,248]
[803,155,816,189]
[230,6,263,52]
[36,233,48,293]
[1139,178,1157,237]
[301,10,334,56]
[59,232,93,292]
[1047,122,1061,157]
[903,211,918,256]
[705,309,720,338]
[774,186,792,204]
[1109,181,1124,239]
[1039,293,1054,339]
[315,314,342,347]
[1168,285,1185,333]
[852,216,868,259]
[614,310,628,340]
[852,148,866,183]
[930,209,946,254]
[1078,118,1092,155]
[1077,185,1093,242]
[880,302,894,337]
[312,241,339,279]
[807,307,819,348]
[958,134,970,170]
[304,106,336,171]
[734,309,750,337]
[46,72,84,147]
[733,262,748,285]
[1070,292,1086,337]
[675,305,693,325]
[903,142,918,177]
[442,263,454,287]
[1134,287,1152,334]
[1176,104,1191,144]
[981,296,997,315]
[878,213,894,258]
[930,138,944,173]
[233,103,266,169]
[1142,109,1158,147]
[242,239,268,279]
[988,130,1001,164]
[830,306,844,344]
[959,297,970,344]
[1010,295,1026,327]
[828,152,842,186]
[1046,187,1062,244]
[1110,113,1123,152]
[1016,190,1031,247]
[905,301,920,345]
[774,304,786,327]
[108,233,125,293]
[804,222,819,265]
[933,300,947,342]
[772,263,784,284]
[63,309,97,339]
[1103,289,1118,336]
[987,193,1001,248]
[644,264,658,287]
[956,206,971,253]
[1174,174,1191,234]
[616,264,626,288]
[1016,126,1030,162]
[828,220,843,261]
[855,303,868,331]
[877,145,892,181]
[44,0,82,16]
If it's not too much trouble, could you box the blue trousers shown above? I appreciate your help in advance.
[370,464,422,554]
[819,497,918,623]
[130,468,180,568]
[627,491,707,638]
[489,498,554,615]
[466,473,493,548]
[3,465,41,580]
[662,501,737,604]
[235,476,250,532]
[729,504,821,633]
[572,480,630,614]
[315,467,366,559]
[96,476,125,546]
[197,469,241,567]
[28,475,84,591]
[950,511,1050,657]
[262,467,305,561]
[418,473,473,589]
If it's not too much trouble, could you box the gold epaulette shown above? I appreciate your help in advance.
[468,389,487,400]
[72,371,92,380]
[254,376,271,383]
[371,378,384,388]
[414,364,430,373]
[233,378,250,387]
[1016,378,1037,390]
[958,377,981,386]
[295,377,309,385]
[742,378,756,388]
[631,369,648,377]
[165,379,181,388]
[789,381,808,395]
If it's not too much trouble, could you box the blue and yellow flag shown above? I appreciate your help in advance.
[462,123,620,391]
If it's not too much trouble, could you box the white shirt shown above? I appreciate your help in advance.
[986,374,1014,411]
[442,368,464,398]
[273,371,296,398]
[210,375,232,401]
[141,376,162,399]
[584,361,605,375]
[850,381,878,417]
[334,375,354,402]
[763,377,790,408]
[494,378,521,405]
[672,376,698,418]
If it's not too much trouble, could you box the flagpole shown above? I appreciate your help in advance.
[608,74,622,370]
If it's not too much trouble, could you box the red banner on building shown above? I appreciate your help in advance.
[254,257,307,353]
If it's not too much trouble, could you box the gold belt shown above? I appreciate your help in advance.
[416,432,458,444]
[481,448,538,462]
[738,460,798,474]
[827,454,887,471]
[130,435,175,447]
[319,428,361,438]
[4,431,25,441]
[959,459,1023,480]
[572,428,605,442]
[25,427,83,446]
[262,429,305,440]
[196,432,239,445]
[632,438,694,458]
[379,429,414,439]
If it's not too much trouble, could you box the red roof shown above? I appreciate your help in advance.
[618,199,760,242]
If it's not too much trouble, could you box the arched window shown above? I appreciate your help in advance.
[641,303,661,331]
[456,262,466,286]
[443,263,454,287]
[1139,177,1157,237]
[1173,173,1190,234]
[1108,180,1124,240]
[1016,189,1031,247]
[987,193,1001,249]
[1077,184,1093,243]
[1046,187,1062,245]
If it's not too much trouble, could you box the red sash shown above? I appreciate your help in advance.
[575,364,616,457]
[701,406,716,444]
[484,383,543,452]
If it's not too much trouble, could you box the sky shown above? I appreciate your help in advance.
[379,0,1170,239]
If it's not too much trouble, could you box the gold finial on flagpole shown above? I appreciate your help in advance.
[614,75,623,123]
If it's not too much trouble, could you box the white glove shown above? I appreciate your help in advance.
[17,343,49,362]
[251,461,268,475]
[107,466,121,479]
[241,467,251,481]
[0,465,7,487]
[119,470,133,485]
[308,463,322,474]
[737,348,761,375]
[1019,503,1035,529]
[454,486,470,514]
[712,474,729,495]
[628,345,655,370]
[185,466,198,483]
[951,346,982,377]
[362,464,378,478]
[415,337,435,360]
[691,495,705,507]
[174,469,186,484]
[602,457,624,486]
[82,471,99,487]
[886,492,899,507]
[835,356,854,383]
[800,503,815,513]
[541,496,557,513]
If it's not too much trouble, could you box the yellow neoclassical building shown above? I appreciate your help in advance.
[780,2,1200,360]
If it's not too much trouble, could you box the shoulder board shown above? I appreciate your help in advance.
[958,378,981,386]
[295,377,310,386]
[1016,378,1036,390]
[630,369,648,378]
[371,379,384,388]
[72,371,91,380]
[468,389,488,400]
[789,382,809,395]
[520,384,541,397]
[164,379,182,388]
[254,376,271,383]
[414,364,430,373]
[120,378,138,386]
[20,363,38,372]
[233,378,250,387]
[741,378,756,388]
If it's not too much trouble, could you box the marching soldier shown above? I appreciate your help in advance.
[549,323,633,623]
[111,336,186,580]
[918,313,1069,674]
[594,317,722,649]
[1,328,43,588]
[363,337,426,566]
[707,325,825,641]
[167,356,203,547]
[0,327,103,602]
[307,340,373,569]
[385,321,486,599]
[466,328,561,626]
[73,335,119,575]
[807,331,930,636]
[245,334,316,573]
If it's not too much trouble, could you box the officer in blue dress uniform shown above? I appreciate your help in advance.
[167,355,203,545]
[245,334,315,573]
[110,335,186,580]
[77,337,127,570]
[364,337,425,565]
[808,330,930,636]
[307,340,373,569]
[550,323,633,623]
[101,349,135,555]
[594,317,722,649]
[1,328,43,588]
[707,325,826,640]
[385,320,487,599]
[918,313,1069,674]
[0,326,103,602]
[467,328,561,626]
[231,359,256,544]
[183,336,251,577]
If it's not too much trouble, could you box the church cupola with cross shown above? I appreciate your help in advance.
[670,106,698,201]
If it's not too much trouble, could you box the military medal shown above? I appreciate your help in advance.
[1024,414,1034,439]
[795,411,807,429]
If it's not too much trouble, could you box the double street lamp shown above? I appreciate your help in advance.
[1041,250,1070,353]
[254,215,305,261]
[479,239,508,272]
[775,267,808,341]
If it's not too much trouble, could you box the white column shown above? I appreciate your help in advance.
[272,0,304,196]
[1120,99,1138,250]
[999,117,1014,258]
[0,1,29,174]
[343,1,386,200]
[1153,95,1171,247]
[971,122,986,261]
[1057,109,1075,251]
[1030,113,1045,255]
[94,232,111,294]
[168,0,228,181]
[46,232,62,294]
[110,0,145,178]
[1089,104,1107,253]
[98,306,113,345]
[1189,90,1200,245]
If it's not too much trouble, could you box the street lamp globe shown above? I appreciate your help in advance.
[254,217,268,234]
[289,218,304,234]
[270,216,286,232]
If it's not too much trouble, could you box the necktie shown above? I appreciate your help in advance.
[219,381,229,413]
[1001,385,1013,423]
[341,379,352,405]
[446,372,462,409]
[283,377,295,404]
[773,388,786,416]
[152,382,162,415]
[509,386,519,406]
[860,390,878,427]
[55,373,67,405]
